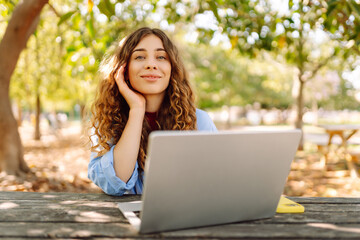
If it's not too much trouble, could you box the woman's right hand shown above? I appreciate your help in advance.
[115,65,146,111]
[113,65,146,183]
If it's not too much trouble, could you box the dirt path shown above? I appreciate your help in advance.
[0,122,101,193]
[1,122,360,197]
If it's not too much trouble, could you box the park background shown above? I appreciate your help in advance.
[1,0,360,197]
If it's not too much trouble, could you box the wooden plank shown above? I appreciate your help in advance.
[1,222,360,239]
[162,223,360,239]
[300,204,360,212]
[290,197,360,204]
[0,191,140,202]
[0,198,359,224]
[0,206,127,223]
[1,206,360,224]
[260,212,360,224]
[0,222,137,238]
[2,192,360,205]
[0,199,119,208]
[0,210,125,223]
[2,200,360,213]
[1,192,359,205]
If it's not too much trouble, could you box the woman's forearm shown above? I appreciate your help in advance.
[113,108,144,182]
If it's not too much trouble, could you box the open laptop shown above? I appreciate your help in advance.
[118,129,301,233]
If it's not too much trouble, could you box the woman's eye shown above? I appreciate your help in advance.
[157,56,166,60]
[135,56,145,60]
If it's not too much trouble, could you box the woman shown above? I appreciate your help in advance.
[88,27,217,196]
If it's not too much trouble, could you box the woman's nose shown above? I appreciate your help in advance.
[145,58,157,69]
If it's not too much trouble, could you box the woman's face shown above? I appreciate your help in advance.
[128,34,171,99]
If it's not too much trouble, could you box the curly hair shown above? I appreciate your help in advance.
[90,27,197,171]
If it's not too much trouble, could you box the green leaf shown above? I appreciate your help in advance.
[66,46,77,53]
[97,2,110,19]
[326,1,337,17]
[207,0,220,23]
[72,13,81,29]
[58,10,77,26]
[348,1,360,18]
[98,0,115,19]
[86,12,95,39]
[104,0,116,16]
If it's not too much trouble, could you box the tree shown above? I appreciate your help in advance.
[170,0,360,147]
[0,0,176,174]
[3,0,359,174]
[44,0,360,136]
[0,0,48,174]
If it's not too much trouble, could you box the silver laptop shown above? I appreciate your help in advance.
[118,129,301,233]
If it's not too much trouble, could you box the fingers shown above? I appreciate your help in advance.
[115,65,132,98]
[115,65,126,84]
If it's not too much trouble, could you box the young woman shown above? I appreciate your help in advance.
[88,27,217,196]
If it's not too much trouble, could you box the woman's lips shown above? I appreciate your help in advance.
[141,74,161,81]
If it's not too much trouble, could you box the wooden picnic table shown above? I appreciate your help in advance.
[1,191,360,239]
[317,124,360,147]
[317,124,360,178]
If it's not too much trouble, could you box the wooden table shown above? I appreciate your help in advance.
[318,124,360,147]
[317,124,360,178]
[1,192,360,239]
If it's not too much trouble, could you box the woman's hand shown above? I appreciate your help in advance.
[113,65,146,182]
[115,65,146,111]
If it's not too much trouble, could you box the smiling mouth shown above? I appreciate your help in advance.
[141,75,161,81]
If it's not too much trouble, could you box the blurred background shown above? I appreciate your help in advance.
[1,0,360,197]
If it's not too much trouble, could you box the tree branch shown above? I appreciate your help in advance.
[0,0,48,91]
[48,3,61,18]
[304,52,336,82]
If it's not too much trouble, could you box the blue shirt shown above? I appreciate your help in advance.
[88,109,217,196]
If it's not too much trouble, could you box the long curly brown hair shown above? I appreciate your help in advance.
[90,27,197,171]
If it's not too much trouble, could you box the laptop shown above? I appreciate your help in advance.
[118,129,301,233]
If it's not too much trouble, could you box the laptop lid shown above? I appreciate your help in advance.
[122,129,301,233]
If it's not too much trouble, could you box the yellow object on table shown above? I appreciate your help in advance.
[276,196,305,213]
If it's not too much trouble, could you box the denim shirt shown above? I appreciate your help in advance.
[88,109,217,196]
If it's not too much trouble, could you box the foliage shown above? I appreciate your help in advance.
[2,0,360,120]
[319,77,359,110]
[8,0,153,115]
[10,4,74,112]
[324,0,360,51]
[0,0,18,39]
[191,0,360,129]
[1,0,360,177]
[183,43,293,109]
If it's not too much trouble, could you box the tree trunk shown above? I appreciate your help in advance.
[34,93,41,140]
[80,103,87,133]
[295,80,305,130]
[0,0,48,175]
[17,100,22,127]
[295,77,305,149]
[0,87,28,175]
[34,34,41,140]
